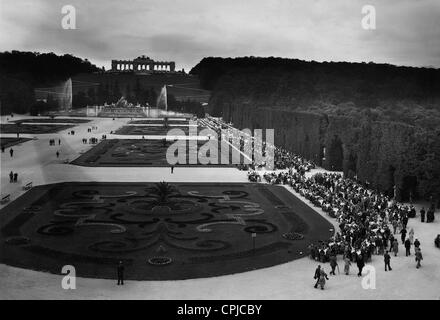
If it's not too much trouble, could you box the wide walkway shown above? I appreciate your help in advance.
[0,115,439,299]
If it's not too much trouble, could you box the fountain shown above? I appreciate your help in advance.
[59,78,72,111]
[157,85,168,112]
[156,85,169,125]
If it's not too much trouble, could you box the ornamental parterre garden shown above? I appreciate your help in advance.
[1,114,438,300]
[12,118,91,124]
[0,123,76,134]
[71,138,243,167]
[0,181,331,280]
[0,137,33,148]
[114,125,193,136]
[128,119,191,125]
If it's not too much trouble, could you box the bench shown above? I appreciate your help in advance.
[1,194,10,204]
[22,182,33,190]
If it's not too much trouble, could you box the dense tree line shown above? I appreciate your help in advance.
[191,57,440,201]
[0,51,99,115]
[167,94,205,117]
[191,57,440,130]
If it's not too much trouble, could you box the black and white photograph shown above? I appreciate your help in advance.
[0,0,439,306]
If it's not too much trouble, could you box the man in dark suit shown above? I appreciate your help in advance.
[117,261,125,285]
[404,238,411,256]
[414,238,421,249]
[402,215,409,228]
[400,227,407,244]
[356,254,365,277]
[384,251,392,271]
[313,265,321,288]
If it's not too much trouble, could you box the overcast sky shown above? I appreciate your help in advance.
[1,0,439,71]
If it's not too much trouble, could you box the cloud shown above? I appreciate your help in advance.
[1,0,439,70]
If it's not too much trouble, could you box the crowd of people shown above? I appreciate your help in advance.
[204,116,317,172]
[81,137,99,144]
[420,206,436,223]
[246,149,436,289]
[272,148,315,172]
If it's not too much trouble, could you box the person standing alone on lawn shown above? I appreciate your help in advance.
[117,261,124,285]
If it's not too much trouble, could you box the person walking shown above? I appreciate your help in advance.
[318,268,329,290]
[9,171,13,183]
[400,227,407,244]
[313,265,321,288]
[408,228,414,244]
[58,139,61,145]
[415,248,423,269]
[402,215,409,229]
[405,238,411,256]
[414,238,421,249]
[56,151,60,158]
[392,219,398,234]
[171,165,174,174]
[384,251,392,271]
[427,207,435,223]
[389,234,395,251]
[392,239,399,257]
[397,220,403,234]
[375,236,383,255]
[420,207,426,223]
[117,261,125,285]
[356,253,365,277]
[9,148,13,157]
[329,254,338,275]
[13,172,18,182]
[343,256,351,275]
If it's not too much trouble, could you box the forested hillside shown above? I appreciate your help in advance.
[0,51,99,115]
[191,57,440,202]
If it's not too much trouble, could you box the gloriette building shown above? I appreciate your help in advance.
[111,55,175,73]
